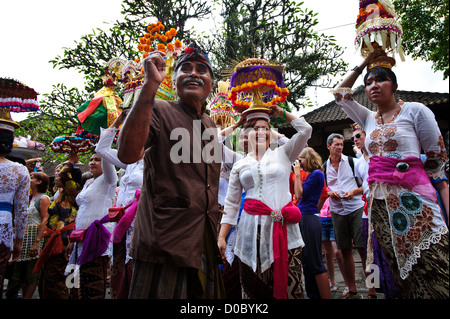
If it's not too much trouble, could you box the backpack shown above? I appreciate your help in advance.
[323,156,362,188]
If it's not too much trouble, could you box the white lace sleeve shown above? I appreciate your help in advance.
[13,165,31,239]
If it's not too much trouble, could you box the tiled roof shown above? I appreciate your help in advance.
[302,86,449,126]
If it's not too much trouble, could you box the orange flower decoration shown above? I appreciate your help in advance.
[167,43,174,51]
[174,40,182,48]
[157,43,166,51]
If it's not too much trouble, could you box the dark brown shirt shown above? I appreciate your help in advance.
[129,99,221,269]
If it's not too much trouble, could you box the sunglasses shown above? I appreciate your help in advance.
[351,133,362,142]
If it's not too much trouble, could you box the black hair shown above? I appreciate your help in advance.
[363,67,398,90]
[0,130,14,155]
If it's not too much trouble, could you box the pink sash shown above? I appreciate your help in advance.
[243,198,301,299]
[110,190,140,243]
[367,156,436,201]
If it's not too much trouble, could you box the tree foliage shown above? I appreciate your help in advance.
[394,0,449,79]
[22,0,348,164]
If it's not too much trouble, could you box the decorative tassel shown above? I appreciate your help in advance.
[363,34,374,52]
[390,32,396,52]
[398,43,406,62]
[381,30,388,50]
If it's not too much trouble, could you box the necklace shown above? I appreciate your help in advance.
[377,102,403,125]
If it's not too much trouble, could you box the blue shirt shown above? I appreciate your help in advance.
[298,170,325,215]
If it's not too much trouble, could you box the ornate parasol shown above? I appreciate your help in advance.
[228,58,289,117]
[50,136,96,154]
[0,78,39,129]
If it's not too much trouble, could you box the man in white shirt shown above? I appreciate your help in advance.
[324,133,364,299]
[352,126,382,299]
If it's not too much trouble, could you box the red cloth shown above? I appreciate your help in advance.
[77,96,103,123]
[33,222,75,273]
[243,198,301,299]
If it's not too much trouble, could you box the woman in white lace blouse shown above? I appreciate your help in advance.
[0,121,30,295]
[332,47,449,298]
[218,105,312,299]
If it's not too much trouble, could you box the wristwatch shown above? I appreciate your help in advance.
[352,65,362,75]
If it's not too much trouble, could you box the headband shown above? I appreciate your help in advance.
[245,111,270,121]
[0,123,15,132]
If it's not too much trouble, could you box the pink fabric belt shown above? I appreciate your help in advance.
[243,198,301,299]
[367,156,436,201]
[110,190,140,243]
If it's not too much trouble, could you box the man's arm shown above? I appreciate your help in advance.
[117,51,167,164]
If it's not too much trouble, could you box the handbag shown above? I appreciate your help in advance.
[108,207,125,222]
[69,229,86,242]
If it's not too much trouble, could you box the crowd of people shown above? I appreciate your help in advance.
[0,41,448,300]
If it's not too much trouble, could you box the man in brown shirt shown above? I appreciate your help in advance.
[117,41,225,298]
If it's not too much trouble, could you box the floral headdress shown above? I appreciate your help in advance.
[227,58,289,117]
[350,123,365,132]
[207,79,237,128]
[134,21,185,101]
[136,21,183,61]
[355,0,405,61]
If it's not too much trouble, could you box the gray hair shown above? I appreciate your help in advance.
[326,133,344,145]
